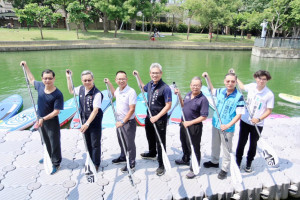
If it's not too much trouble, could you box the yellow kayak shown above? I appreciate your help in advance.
[279,93,300,105]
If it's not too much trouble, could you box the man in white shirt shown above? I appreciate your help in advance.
[104,71,137,173]
[235,70,274,173]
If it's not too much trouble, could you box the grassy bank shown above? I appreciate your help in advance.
[0,28,254,43]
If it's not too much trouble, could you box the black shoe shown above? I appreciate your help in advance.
[203,161,219,168]
[156,166,165,176]
[121,165,135,173]
[218,170,227,180]
[140,153,156,160]
[175,158,190,166]
[39,158,44,164]
[50,165,60,175]
[96,165,99,172]
[244,166,252,173]
[112,157,126,164]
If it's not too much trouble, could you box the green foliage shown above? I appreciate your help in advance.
[67,1,91,26]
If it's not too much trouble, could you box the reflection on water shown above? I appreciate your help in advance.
[0,49,299,117]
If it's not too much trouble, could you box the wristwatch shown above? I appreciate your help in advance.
[85,123,90,127]
[258,118,261,122]
[121,120,124,124]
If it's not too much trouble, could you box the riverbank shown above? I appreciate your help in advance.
[0,117,300,199]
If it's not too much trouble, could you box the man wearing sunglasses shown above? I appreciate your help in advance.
[21,61,64,175]
[66,70,103,171]
[202,72,245,180]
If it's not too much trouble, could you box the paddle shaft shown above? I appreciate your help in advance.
[105,82,135,186]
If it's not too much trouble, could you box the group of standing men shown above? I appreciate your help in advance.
[20,61,274,180]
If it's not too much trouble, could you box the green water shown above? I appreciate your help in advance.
[0,49,299,117]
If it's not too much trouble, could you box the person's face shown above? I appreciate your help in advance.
[115,73,128,88]
[190,80,202,94]
[149,67,162,83]
[255,75,268,88]
[81,74,94,89]
[224,75,237,91]
[42,73,55,87]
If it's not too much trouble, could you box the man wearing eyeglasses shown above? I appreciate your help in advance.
[66,70,103,172]
[133,63,172,176]
[202,72,244,180]
[104,71,137,173]
[235,70,274,173]
[20,61,64,175]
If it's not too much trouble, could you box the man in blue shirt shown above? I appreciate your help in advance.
[21,61,64,175]
[202,72,244,180]
[133,63,172,176]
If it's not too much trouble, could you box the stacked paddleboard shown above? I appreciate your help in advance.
[279,93,300,105]
[0,94,23,123]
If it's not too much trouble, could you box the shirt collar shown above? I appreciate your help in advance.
[119,85,129,93]
[187,91,203,99]
[222,87,238,97]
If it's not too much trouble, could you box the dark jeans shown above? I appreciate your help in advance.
[145,117,167,167]
[180,123,203,165]
[117,119,136,166]
[236,120,263,166]
[85,126,102,166]
[40,117,61,166]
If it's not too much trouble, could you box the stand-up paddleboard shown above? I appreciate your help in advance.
[201,85,217,110]
[279,93,300,105]
[70,90,111,129]
[102,102,116,129]
[30,97,78,131]
[0,94,23,123]
[0,106,36,133]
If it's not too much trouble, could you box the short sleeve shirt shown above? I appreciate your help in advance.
[34,81,64,117]
[114,85,137,121]
[241,83,274,126]
[74,86,102,108]
[143,80,172,103]
[182,91,209,121]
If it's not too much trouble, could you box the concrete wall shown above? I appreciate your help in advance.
[252,46,300,59]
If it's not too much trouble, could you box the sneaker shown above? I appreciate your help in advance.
[50,165,60,175]
[218,170,227,180]
[244,166,252,173]
[175,159,190,166]
[186,171,196,179]
[156,166,165,176]
[140,153,156,160]
[39,158,44,164]
[121,165,135,173]
[203,161,219,168]
[96,165,99,172]
[112,157,126,164]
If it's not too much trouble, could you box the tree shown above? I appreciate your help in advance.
[183,0,201,40]
[288,0,300,37]
[67,1,91,39]
[166,0,185,36]
[15,3,62,39]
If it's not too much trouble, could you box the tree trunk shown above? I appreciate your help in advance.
[131,17,136,30]
[114,20,118,38]
[38,23,44,40]
[149,16,153,38]
[103,13,109,33]
[63,6,70,31]
[209,23,213,42]
[187,17,191,40]
[216,24,219,40]
[171,14,174,36]
[81,22,87,32]
[76,25,79,39]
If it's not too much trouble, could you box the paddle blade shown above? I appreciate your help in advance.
[230,154,243,184]
[84,154,98,183]
[43,145,52,175]
[190,146,200,175]
[259,139,279,167]
[162,147,171,173]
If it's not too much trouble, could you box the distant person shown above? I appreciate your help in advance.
[202,72,244,180]
[66,70,103,172]
[133,63,172,176]
[174,77,209,179]
[104,71,137,173]
[20,61,64,175]
[235,70,274,172]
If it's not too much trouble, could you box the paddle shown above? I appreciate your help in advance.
[67,70,98,183]
[21,64,52,175]
[173,82,200,175]
[133,71,172,174]
[229,69,279,167]
[105,82,136,187]
[204,75,243,184]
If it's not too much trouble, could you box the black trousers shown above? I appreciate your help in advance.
[85,126,102,166]
[180,123,203,165]
[236,120,263,166]
[41,117,62,166]
[145,117,167,167]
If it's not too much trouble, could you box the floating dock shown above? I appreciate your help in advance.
[0,117,300,199]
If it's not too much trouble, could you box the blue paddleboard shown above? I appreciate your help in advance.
[70,90,111,129]
[0,94,23,123]
[102,102,116,129]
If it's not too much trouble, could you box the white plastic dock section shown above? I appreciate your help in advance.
[0,117,300,200]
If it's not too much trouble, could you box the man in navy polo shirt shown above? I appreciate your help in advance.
[21,61,64,175]
[174,77,209,179]
[133,63,172,176]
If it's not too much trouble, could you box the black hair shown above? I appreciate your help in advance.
[224,72,237,80]
[116,71,127,77]
[253,70,272,80]
[41,69,55,77]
